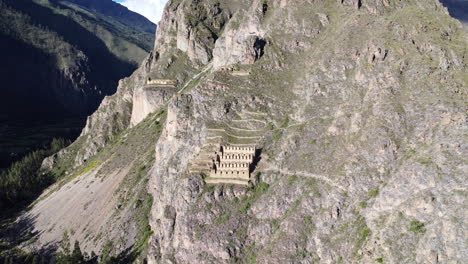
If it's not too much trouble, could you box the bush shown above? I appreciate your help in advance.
[409,220,426,233]
[0,138,68,209]
[56,240,97,264]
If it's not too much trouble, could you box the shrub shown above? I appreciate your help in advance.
[409,220,426,233]
[0,138,68,209]
[368,188,379,198]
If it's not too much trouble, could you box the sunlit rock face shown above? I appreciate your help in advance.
[27,0,467,262]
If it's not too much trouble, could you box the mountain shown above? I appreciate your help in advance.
[0,0,155,170]
[1,0,467,263]
[65,0,156,34]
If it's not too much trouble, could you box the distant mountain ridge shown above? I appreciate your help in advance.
[0,0,156,117]
[64,0,156,34]
[0,0,156,170]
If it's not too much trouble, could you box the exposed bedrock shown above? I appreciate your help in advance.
[31,0,467,263]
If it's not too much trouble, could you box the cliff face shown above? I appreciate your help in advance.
[21,0,467,263]
[145,0,467,263]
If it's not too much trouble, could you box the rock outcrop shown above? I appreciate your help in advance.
[145,0,467,263]
[23,0,467,263]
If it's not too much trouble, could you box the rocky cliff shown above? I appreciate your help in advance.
[12,0,467,263]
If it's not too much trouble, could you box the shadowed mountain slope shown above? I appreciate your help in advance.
[0,0,156,169]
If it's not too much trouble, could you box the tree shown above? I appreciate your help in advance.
[56,240,88,264]
[70,241,85,263]
[31,255,39,264]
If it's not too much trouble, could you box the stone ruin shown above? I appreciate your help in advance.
[189,144,258,185]
[188,110,267,185]
[218,66,250,77]
[219,66,235,71]
[146,78,178,87]
[209,145,256,182]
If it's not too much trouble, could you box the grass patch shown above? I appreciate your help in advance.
[79,160,102,176]
[287,174,298,186]
[376,257,384,263]
[368,188,379,198]
[239,182,270,213]
[304,215,316,232]
[271,218,281,232]
[214,212,231,225]
[354,215,371,255]
[409,220,426,233]
[244,244,257,264]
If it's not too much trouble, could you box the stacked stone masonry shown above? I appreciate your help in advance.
[210,145,256,180]
[219,66,250,76]
[146,78,178,87]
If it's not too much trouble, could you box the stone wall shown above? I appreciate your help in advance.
[222,145,255,154]
[209,144,256,181]
[146,79,177,86]
[210,170,250,180]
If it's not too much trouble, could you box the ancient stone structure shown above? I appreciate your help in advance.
[231,71,250,76]
[188,143,257,185]
[220,66,235,71]
[210,145,256,181]
[218,66,250,76]
[188,110,266,185]
[146,78,178,87]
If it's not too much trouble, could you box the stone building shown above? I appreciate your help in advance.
[218,66,250,76]
[209,144,256,180]
[146,78,178,87]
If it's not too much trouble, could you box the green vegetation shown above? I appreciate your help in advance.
[409,220,426,233]
[56,239,97,264]
[0,138,68,209]
[304,215,315,232]
[376,257,384,263]
[78,160,103,176]
[88,111,164,263]
[239,182,270,213]
[0,235,95,264]
[230,20,240,30]
[368,188,379,198]
[272,117,290,141]
[271,218,281,232]
[287,174,298,186]
[244,245,257,264]
[214,213,231,225]
[353,215,372,257]
[1,108,165,262]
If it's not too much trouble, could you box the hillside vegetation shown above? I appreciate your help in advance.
[2,0,467,263]
[0,0,156,170]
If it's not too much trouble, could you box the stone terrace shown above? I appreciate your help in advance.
[188,110,266,185]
